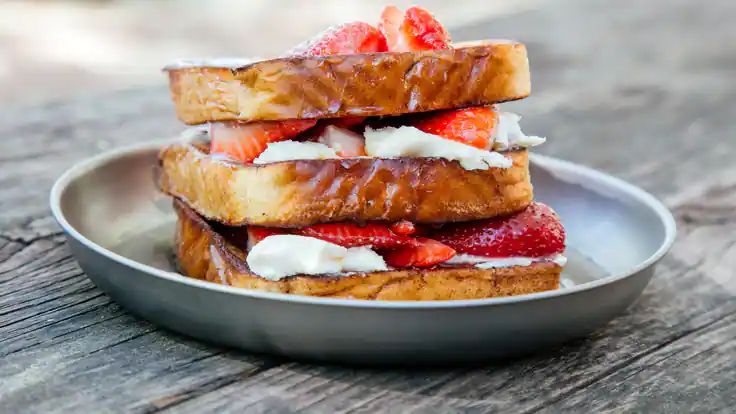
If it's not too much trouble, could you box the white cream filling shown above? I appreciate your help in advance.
[246,234,566,280]
[253,141,339,164]
[363,126,512,170]
[443,253,567,269]
[164,58,263,70]
[245,235,388,280]
[493,112,546,150]
[224,111,543,169]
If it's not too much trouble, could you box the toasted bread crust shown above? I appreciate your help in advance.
[158,141,534,227]
[166,40,531,125]
[174,200,561,301]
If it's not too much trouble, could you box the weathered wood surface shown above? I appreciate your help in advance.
[1,0,735,412]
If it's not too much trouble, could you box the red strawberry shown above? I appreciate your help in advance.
[210,120,317,163]
[378,6,451,52]
[412,106,498,150]
[298,222,419,249]
[317,125,366,157]
[390,220,417,235]
[432,202,566,258]
[246,227,287,251]
[287,22,387,57]
[248,227,286,244]
[300,118,368,144]
[384,238,456,268]
[328,116,367,131]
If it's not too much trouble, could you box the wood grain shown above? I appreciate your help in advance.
[1,0,735,412]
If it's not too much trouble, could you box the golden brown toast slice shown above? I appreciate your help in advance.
[157,141,534,228]
[174,200,561,301]
[165,40,530,125]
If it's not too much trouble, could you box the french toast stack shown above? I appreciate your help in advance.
[158,5,566,301]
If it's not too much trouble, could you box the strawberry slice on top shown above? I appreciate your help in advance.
[210,120,317,163]
[297,222,419,250]
[412,106,498,150]
[378,5,451,52]
[432,202,566,258]
[287,22,388,56]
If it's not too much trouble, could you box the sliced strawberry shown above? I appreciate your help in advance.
[432,202,566,258]
[248,227,286,244]
[412,106,498,150]
[390,220,416,235]
[317,125,366,157]
[404,7,453,50]
[378,6,451,52]
[245,227,287,251]
[287,22,387,57]
[384,238,456,268]
[210,120,317,163]
[298,222,419,249]
[378,6,405,51]
[328,116,367,131]
[299,118,367,143]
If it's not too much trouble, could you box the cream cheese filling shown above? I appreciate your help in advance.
[246,235,566,280]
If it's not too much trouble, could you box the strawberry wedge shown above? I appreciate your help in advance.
[317,126,367,157]
[432,202,566,258]
[412,106,499,150]
[384,238,456,268]
[287,22,387,56]
[390,220,417,235]
[298,222,456,268]
[378,6,451,52]
[211,22,387,163]
[297,222,419,250]
[210,120,317,163]
[247,227,287,248]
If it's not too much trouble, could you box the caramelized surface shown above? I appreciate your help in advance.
[158,141,534,227]
[166,40,531,125]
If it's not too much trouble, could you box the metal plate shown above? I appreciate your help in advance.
[50,141,676,365]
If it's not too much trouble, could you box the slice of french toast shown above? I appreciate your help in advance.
[174,200,561,301]
[157,140,534,228]
[165,40,530,125]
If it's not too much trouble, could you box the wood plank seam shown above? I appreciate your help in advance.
[612,313,735,387]
[0,241,68,279]
[83,329,158,357]
[142,362,284,413]
[0,303,119,357]
[0,290,106,331]
[0,214,65,244]
[520,304,736,413]
[0,271,89,313]
[0,231,65,247]
[322,371,477,413]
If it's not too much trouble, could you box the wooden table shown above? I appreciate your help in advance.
[2,0,735,412]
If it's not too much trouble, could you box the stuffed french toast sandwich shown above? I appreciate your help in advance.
[158,5,567,301]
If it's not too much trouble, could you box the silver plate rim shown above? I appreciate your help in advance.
[49,140,677,309]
